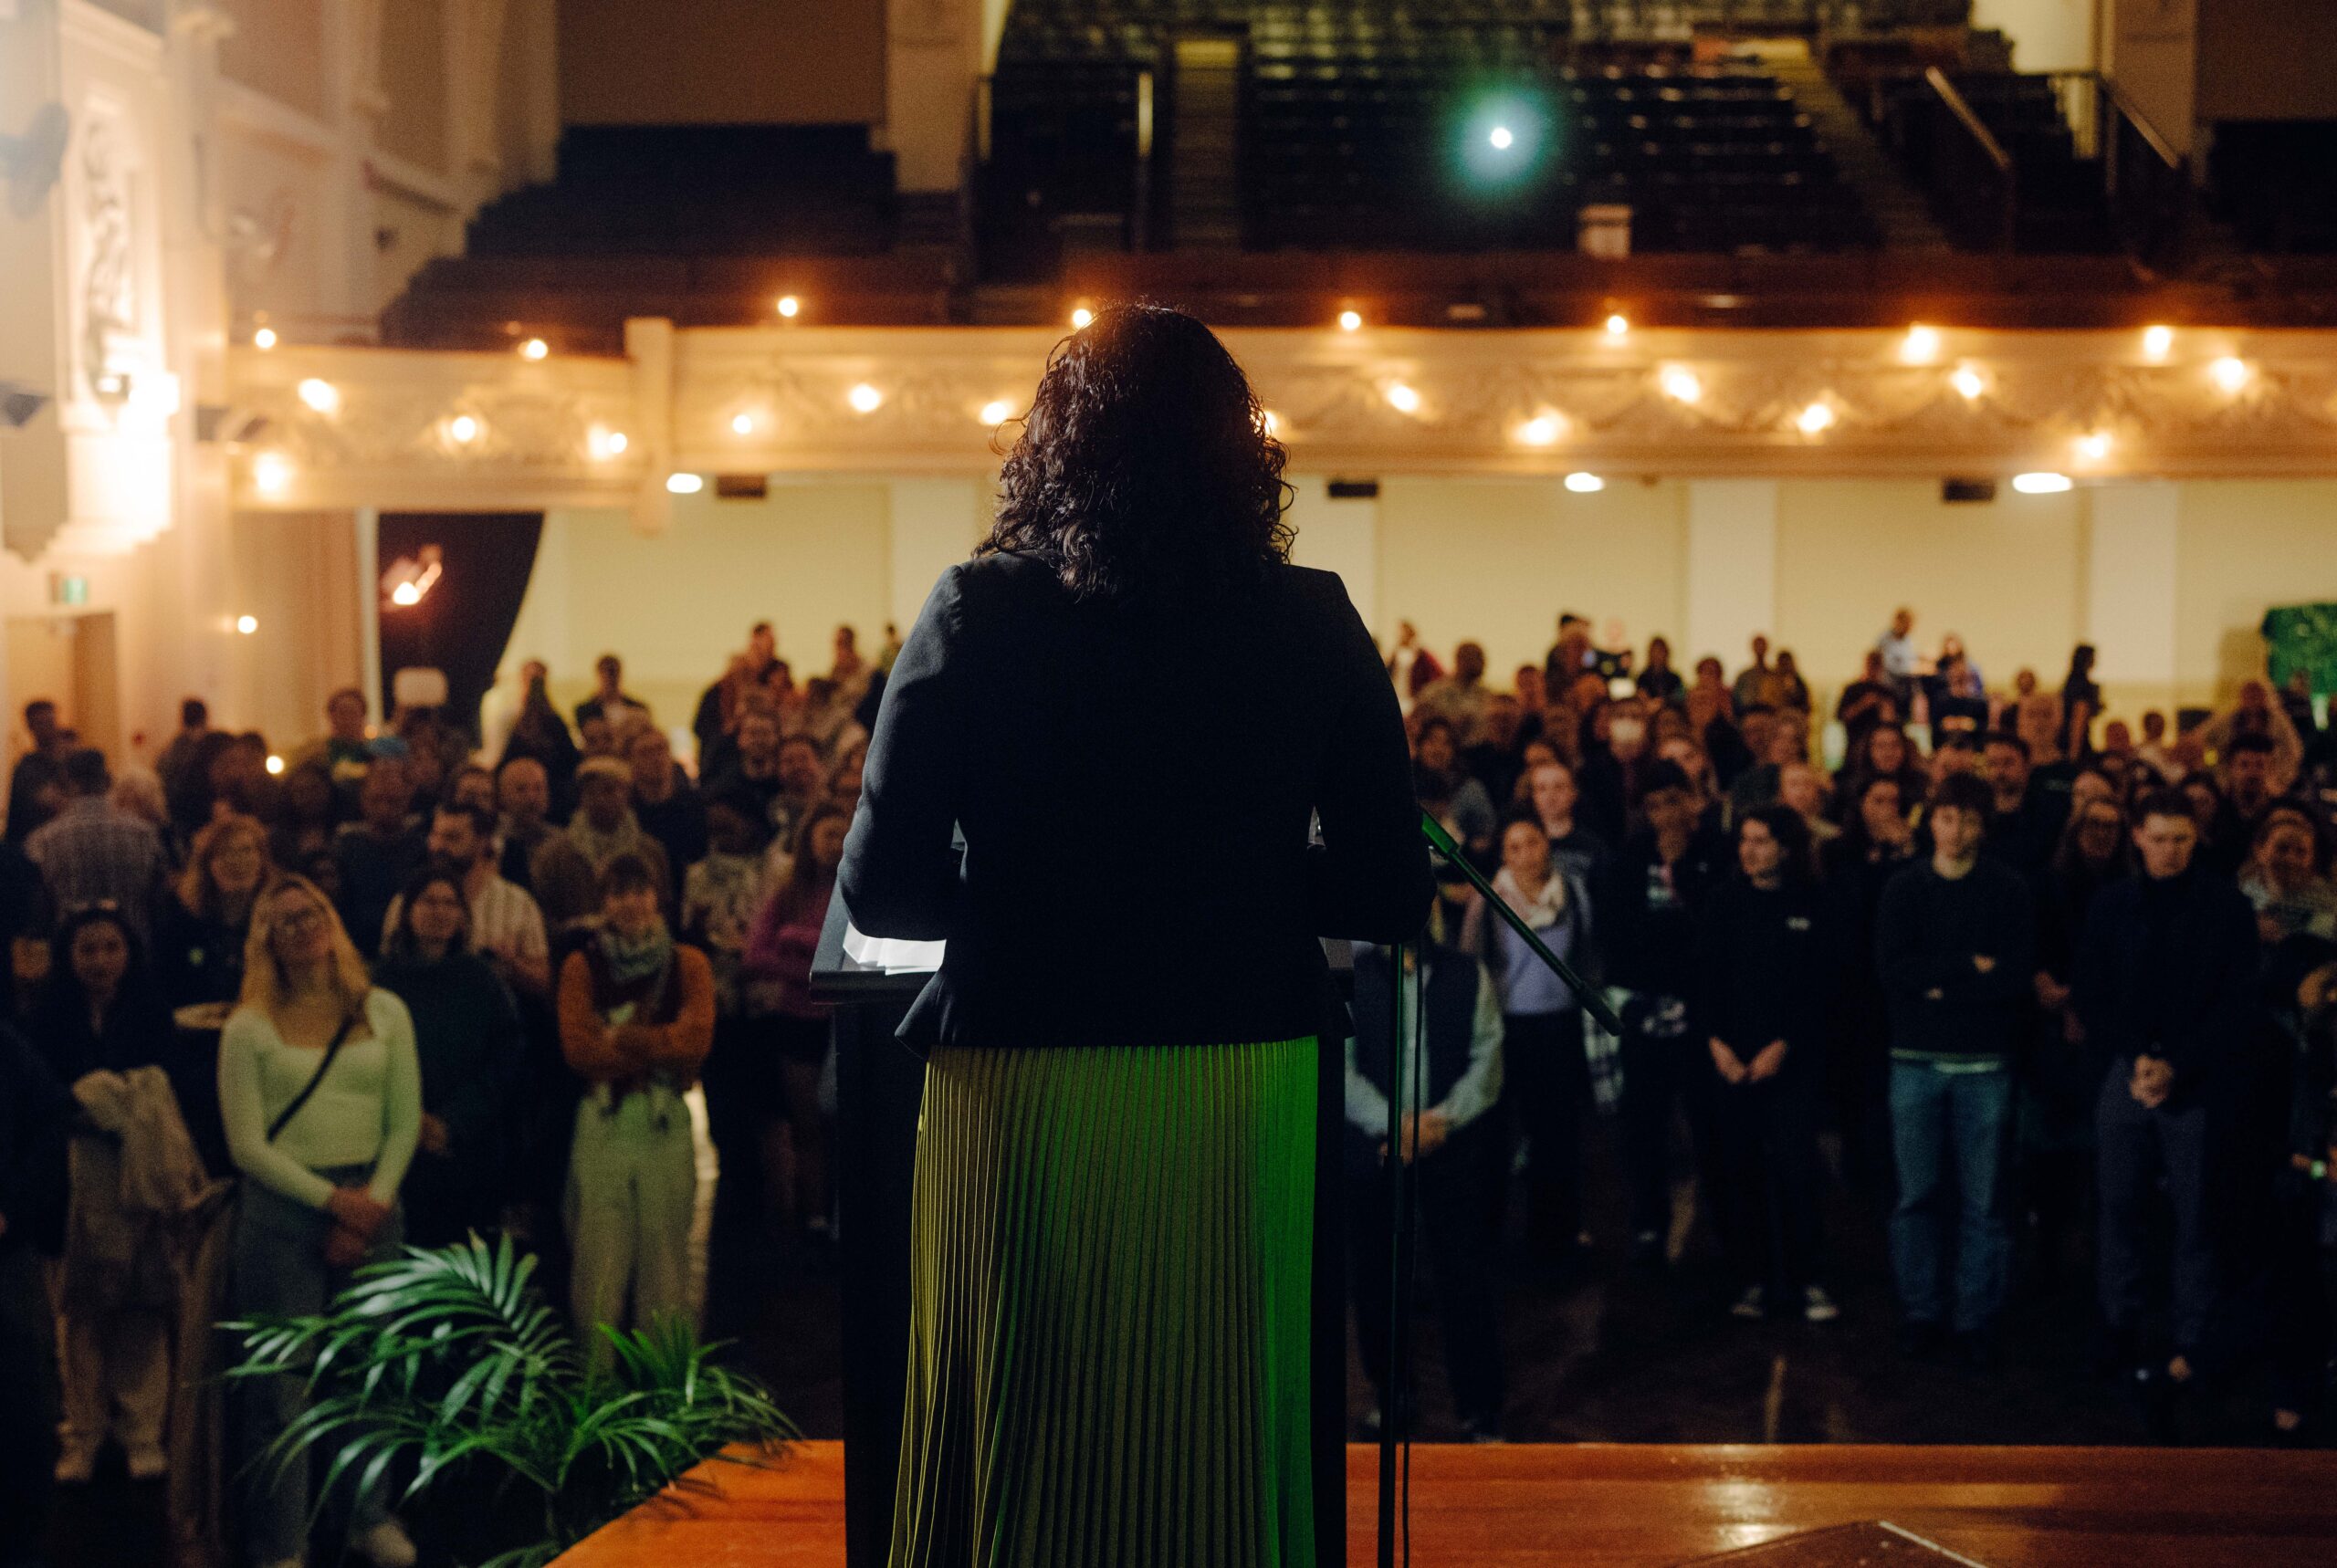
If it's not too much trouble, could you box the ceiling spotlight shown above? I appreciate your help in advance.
[1564,471,1604,493]
[1604,313,1629,337]
[2074,430,2113,462]
[1797,401,1836,434]
[265,753,284,776]
[1515,413,1564,446]
[2142,324,2175,361]
[776,295,801,319]
[252,326,278,350]
[235,614,259,635]
[665,472,705,495]
[1260,409,1281,435]
[296,377,339,414]
[980,399,1013,425]
[847,382,884,413]
[252,452,291,497]
[1488,124,1514,151]
[2209,356,2250,394]
[447,413,480,444]
[731,412,755,435]
[382,544,444,611]
[1659,366,1703,403]
[2012,471,2073,494]
[1950,365,1986,401]
[589,426,628,459]
[1070,306,1095,329]
[1385,382,1421,414]
[519,337,549,361]
[1337,309,1363,332]
[1900,324,1941,364]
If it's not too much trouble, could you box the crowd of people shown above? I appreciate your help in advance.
[1368,606,2337,1446]
[5,590,2336,1563]
[0,622,886,1568]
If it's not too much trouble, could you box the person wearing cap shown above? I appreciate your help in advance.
[529,757,671,929]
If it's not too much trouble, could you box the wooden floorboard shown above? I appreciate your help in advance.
[554,1441,2337,1567]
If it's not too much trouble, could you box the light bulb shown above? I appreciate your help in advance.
[2074,431,2112,462]
[1604,313,1629,337]
[776,295,801,319]
[1950,366,1986,401]
[1385,382,1421,414]
[848,382,883,413]
[980,400,1012,425]
[1338,309,1363,332]
[252,326,278,350]
[235,614,259,635]
[1797,402,1836,434]
[2142,324,2174,361]
[448,413,480,444]
[296,378,339,414]
[391,580,422,607]
[1489,125,1514,151]
[666,472,705,495]
[265,753,284,775]
[2210,356,2250,394]
[1901,324,1941,364]
[519,337,549,361]
[1070,307,1095,329]
[1564,471,1604,493]
[2012,472,2073,494]
[252,453,291,497]
[731,412,755,435]
[1516,413,1564,446]
[1660,367,1703,403]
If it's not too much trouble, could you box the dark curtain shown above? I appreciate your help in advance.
[375,512,543,741]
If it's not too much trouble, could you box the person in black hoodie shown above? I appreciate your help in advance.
[1823,773,1922,1199]
[2076,788,2258,1402]
[1603,760,1728,1264]
[1694,803,1840,1322]
[0,1022,68,1563]
[1875,772,2037,1364]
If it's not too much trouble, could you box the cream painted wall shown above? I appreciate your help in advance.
[1775,480,2085,697]
[1973,0,2100,70]
[1284,478,1379,628]
[2174,481,2337,700]
[218,0,328,121]
[557,0,886,127]
[504,483,895,730]
[378,0,451,173]
[1377,476,1688,685]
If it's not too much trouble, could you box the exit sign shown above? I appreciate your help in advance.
[49,574,88,607]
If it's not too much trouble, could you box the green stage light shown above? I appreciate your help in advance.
[1456,88,1554,188]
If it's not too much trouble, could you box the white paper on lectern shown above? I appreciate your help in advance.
[843,922,946,974]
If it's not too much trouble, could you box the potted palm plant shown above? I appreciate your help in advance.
[225,1235,797,1568]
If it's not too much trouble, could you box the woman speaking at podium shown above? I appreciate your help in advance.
[841,303,1432,1567]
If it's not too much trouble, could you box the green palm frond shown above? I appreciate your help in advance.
[223,1236,794,1563]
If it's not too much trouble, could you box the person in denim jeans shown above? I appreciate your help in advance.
[1876,771,2036,1365]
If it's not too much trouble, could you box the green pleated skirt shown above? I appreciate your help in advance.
[887,1036,1318,1568]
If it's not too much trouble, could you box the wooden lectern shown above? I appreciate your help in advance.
[811,894,1352,1568]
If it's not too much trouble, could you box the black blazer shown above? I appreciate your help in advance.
[839,549,1433,1054]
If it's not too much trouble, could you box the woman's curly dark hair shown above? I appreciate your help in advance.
[980,302,1294,601]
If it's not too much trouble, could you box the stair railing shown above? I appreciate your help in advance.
[1922,68,2017,252]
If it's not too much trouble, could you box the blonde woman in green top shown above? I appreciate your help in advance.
[217,874,421,1568]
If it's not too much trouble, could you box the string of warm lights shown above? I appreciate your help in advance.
[240,315,2265,500]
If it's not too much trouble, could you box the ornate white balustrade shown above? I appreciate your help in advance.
[225,321,2337,523]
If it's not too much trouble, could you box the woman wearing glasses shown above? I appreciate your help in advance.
[217,874,420,1568]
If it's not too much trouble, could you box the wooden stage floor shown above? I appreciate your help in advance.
[554,1440,2337,1566]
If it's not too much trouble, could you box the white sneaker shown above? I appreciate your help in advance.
[1803,1285,1841,1323]
[351,1518,417,1568]
[53,1448,96,1485]
[1729,1285,1766,1320]
[126,1442,168,1480]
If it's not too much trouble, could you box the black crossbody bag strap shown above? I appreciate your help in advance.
[266,1010,359,1143]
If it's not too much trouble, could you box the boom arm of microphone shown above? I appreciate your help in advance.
[1419,809,1623,1035]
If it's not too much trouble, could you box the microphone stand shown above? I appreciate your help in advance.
[1378,810,1622,1568]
